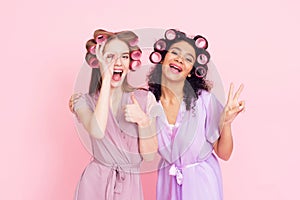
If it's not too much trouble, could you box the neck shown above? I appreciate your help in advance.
[110,85,123,99]
[160,79,185,103]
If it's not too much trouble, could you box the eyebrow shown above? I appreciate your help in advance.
[105,51,129,55]
[170,47,195,59]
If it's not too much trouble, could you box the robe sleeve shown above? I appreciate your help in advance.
[73,93,94,123]
[204,92,224,144]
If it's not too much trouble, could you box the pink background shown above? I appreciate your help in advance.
[1,0,299,199]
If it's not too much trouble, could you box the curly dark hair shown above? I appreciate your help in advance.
[147,29,211,111]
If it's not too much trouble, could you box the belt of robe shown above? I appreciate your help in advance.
[93,158,141,200]
[169,162,202,185]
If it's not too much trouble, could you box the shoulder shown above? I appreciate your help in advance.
[74,93,96,111]
[198,90,212,105]
[133,88,149,97]
[197,89,223,108]
[132,88,156,102]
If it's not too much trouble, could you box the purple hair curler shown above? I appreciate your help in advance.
[165,29,177,40]
[197,53,209,65]
[129,37,139,47]
[149,51,162,64]
[195,66,207,78]
[194,35,208,49]
[130,50,142,61]
[130,60,141,71]
[155,39,167,51]
[95,34,107,44]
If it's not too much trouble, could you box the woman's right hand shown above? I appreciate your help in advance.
[95,43,115,80]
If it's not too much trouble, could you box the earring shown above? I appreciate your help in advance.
[187,74,191,77]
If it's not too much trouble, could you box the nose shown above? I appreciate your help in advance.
[114,56,122,66]
[175,54,184,64]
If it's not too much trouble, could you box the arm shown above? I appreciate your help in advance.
[89,76,111,138]
[124,93,158,161]
[213,124,233,161]
[71,43,114,139]
[71,78,111,139]
[137,93,158,161]
[213,83,245,161]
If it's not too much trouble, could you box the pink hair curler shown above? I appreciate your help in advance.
[195,66,207,78]
[130,50,142,61]
[149,51,162,64]
[129,37,139,46]
[95,34,107,44]
[86,39,97,55]
[165,29,177,40]
[88,45,96,55]
[155,39,167,51]
[130,60,141,71]
[194,35,208,49]
[197,53,209,65]
[86,55,99,68]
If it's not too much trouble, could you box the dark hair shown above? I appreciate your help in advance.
[148,29,211,111]
[84,29,141,95]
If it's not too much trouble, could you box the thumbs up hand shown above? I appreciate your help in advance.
[124,93,149,127]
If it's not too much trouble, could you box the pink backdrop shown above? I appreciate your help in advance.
[1,0,299,199]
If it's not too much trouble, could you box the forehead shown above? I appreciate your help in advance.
[169,41,196,56]
[104,38,129,53]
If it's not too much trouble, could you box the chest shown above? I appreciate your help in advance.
[161,100,181,125]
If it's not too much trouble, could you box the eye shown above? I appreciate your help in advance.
[122,54,129,59]
[105,53,115,63]
[185,56,194,63]
[170,50,179,55]
[106,53,115,59]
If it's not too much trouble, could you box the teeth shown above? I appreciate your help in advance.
[114,69,123,73]
[170,65,182,72]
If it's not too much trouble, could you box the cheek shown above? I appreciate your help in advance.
[123,59,130,67]
[164,53,173,62]
[123,60,130,72]
[184,65,193,75]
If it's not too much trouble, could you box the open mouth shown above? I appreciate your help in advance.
[112,69,123,81]
[169,64,183,73]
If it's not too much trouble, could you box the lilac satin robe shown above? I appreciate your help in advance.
[156,90,224,200]
[73,90,152,200]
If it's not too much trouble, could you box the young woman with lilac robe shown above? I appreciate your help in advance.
[148,29,245,200]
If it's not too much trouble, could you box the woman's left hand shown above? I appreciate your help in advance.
[69,93,82,113]
[220,83,245,126]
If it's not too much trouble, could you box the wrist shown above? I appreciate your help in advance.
[137,115,150,127]
[101,75,111,84]
[219,121,231,132]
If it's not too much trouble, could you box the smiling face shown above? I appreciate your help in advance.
[161,40,196,83]
[103,38,130,88]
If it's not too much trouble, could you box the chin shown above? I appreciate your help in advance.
[110,82,122,88]
[111,77,126,88]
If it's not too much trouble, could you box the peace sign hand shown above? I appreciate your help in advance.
[220,83,245,126]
